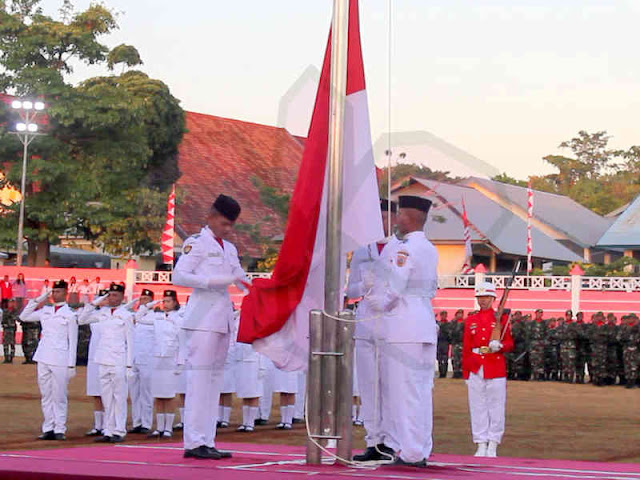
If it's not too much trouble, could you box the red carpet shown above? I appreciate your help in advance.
[1,442,639,480]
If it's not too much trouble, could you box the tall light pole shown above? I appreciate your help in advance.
[10,99,45,266]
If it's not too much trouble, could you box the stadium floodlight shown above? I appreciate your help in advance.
[22,101,33,110]
[16,123,27,132]
[27,123,38,133]
[34,101,45,111]
[12,100,22,109]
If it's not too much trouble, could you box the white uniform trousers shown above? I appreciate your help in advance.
[466,367,507,444]
[380,342,435,463]
[294,371,306,419]
[183,330,229,450]
[356,338,383,448]
[258,357,274,420]
[129,364,153,429]
[99,364,128,437]
[37,363,70,434]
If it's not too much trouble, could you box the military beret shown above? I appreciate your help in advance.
[380,198,397,213]
[141,289,154,298]
[213,194,241,222]
[109,283,125,293]
[52,280,68,289]
[398,195,432,214]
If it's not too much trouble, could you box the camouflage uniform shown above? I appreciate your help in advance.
[436,319,451,378]
[590,318,609,386]
[606,319,620,385]
[2,308,18,363]
[558,320,578,382]
[449,320,464,379]
[529,319,547,380]
[617,318,639,388]
[545,321,561,381]
[19,319,41,364]
[76,323,91,366]
[575,320,590,384]
[510,316,530,380]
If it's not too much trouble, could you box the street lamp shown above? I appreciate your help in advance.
[10,99,46,266]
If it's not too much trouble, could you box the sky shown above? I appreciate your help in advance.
[37,0,640,180]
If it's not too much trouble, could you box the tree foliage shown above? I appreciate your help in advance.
[0,0,185,264]
[378,161,460,196]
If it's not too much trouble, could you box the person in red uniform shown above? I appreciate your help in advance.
[462,281,514,458]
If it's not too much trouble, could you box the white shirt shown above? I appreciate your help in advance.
[79,304,134,367]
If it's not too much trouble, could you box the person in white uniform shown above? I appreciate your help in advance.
[173,194,248,460]
[256,355,275,425]
[235,341,263,432]
[84,288,108,436]
[79,283,134,443]
[128,289,157,435]
[20,280,78,441]
[348,199,399,462]
[217,312,238,429]
[272,367,297,430]
[370,195,438,468]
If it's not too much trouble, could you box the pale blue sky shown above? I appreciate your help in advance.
[40,0,640,179]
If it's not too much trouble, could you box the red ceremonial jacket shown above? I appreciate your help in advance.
[462,308,514,379]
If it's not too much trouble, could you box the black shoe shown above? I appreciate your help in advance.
[184,445,221,460]
[292,417,304,424]
[208,446,232,459]
[54,433,66,441]
[127,425,143,434]
[85,428,103,436]
[139,427,150,434]
[37,430,55,440]
[625,383,634,389]
[95,435,112,443]
[22,360,29,365]
[2,359,10,364]
[174,423,183,431]
[110,435,124,443]
[254,418,268,426]
[387,457,428,468]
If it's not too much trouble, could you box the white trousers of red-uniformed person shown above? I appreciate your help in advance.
[466,367,506,444]
[37,362,70,434]
[356,338,383,448]
[379,342,436,463]
[129,364,153,430]
[99,364,128,437]
[184,330,229,450]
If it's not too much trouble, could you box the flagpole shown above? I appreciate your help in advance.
[320,0,350,464]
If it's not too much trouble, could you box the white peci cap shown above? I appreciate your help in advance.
[475,281,497,298]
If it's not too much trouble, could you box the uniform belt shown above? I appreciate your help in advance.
[472,346,492,354]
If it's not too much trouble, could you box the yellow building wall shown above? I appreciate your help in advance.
[434,244,466,275]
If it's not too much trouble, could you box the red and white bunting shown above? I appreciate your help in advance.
[161,184,176,265]
[461,197,474,274]
[527,180,534,274]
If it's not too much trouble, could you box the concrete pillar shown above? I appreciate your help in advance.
[125,259,138,301]
[583,247,591,263]
[489,252,497,273]
[604,253,612,265]
[569,264,584,315]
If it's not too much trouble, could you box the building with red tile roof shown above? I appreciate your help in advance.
[175,111,304,261]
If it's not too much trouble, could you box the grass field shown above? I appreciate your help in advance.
[1,363,639,463]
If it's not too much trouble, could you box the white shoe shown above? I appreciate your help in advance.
[474,442,488,457]
[486,441,498,457]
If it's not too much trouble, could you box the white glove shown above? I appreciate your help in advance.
[35,290,50,303]
[174,364,184,376]
[124,297,139,310]
[92,294,109,307]
[489,340,502,353]
[126,366,135,379]
[207,274,236,289]
[67,367,77,379]
[367,295,386,312]
[362,269,376,291]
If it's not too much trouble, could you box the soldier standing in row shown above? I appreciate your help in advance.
[575,312,590,384]
[590,312,609,386]
[605,313,621,385]
[509,312,529,380]
[437,311,450,378]
[450,310,465,379]
[529,309,546,381]
[558,310,578,383]
[618,314,639,389]
[2,299,18,363]
[20,309,41,364]
[545,318,560,381]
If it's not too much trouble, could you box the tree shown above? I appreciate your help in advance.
[491,173,527,187]
[378,161,459,196]
[107,44,143,73]
[0,0,185,265]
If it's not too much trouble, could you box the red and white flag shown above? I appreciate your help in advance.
[461,197,474,274]
[161,184,176,265]
[526,180,534,274]
[238,0,383,370]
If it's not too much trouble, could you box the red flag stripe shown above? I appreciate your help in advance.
[161,185,176,265]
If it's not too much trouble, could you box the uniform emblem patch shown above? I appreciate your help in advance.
[396,250,409,267]
[183,245,192,254]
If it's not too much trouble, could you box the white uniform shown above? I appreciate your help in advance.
[235,343,262,399]
[258,355,275,421]
[346,237,399,448]
[20,300,78,435]
[373,231,438,463]
[173,226,247,450]
[272,367,298,393]
[221,311,240,395]
[129,303,155,430]
[79,304,134,438]
[86,322,102,396]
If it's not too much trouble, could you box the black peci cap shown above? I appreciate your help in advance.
[213,194,241,222]
[380,198,397,213]
[52,280,68,289]
[163,289,178,299]
[141,289,154,298]
[398,195,432,214]
[109,283,125,293]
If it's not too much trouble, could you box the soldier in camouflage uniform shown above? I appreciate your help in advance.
[449,309,465,379]
[19,316,41,364]
[618,314,639,388]
[76,323,91,366]
[530,309,547,380]
[558,310,578,383]
[2,299,19,363]
[545,318,561,381]
[590,312,609,386]
[605,313,621,385]
[574,312,590,384]
[437,311,451,378]
[509,311,529,380]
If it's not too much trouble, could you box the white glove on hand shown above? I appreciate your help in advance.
[489,340,502,353]
[35,290,50,303]
[367,295,386,312]
[126,367,135,379]
[92,294,109,307]
[67,367,77,379]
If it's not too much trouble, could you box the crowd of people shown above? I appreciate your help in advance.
[436,308,640,388]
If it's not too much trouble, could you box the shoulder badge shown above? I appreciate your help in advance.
[183,244,193,254]
[396,250,409,267]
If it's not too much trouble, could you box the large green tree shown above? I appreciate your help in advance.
[0,0,185,265]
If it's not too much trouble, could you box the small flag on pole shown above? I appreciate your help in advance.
[527,180,534,274]
[461,197,474,274]
[161,184,176,266]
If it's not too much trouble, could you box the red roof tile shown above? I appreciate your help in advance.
[176,111,303,258]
